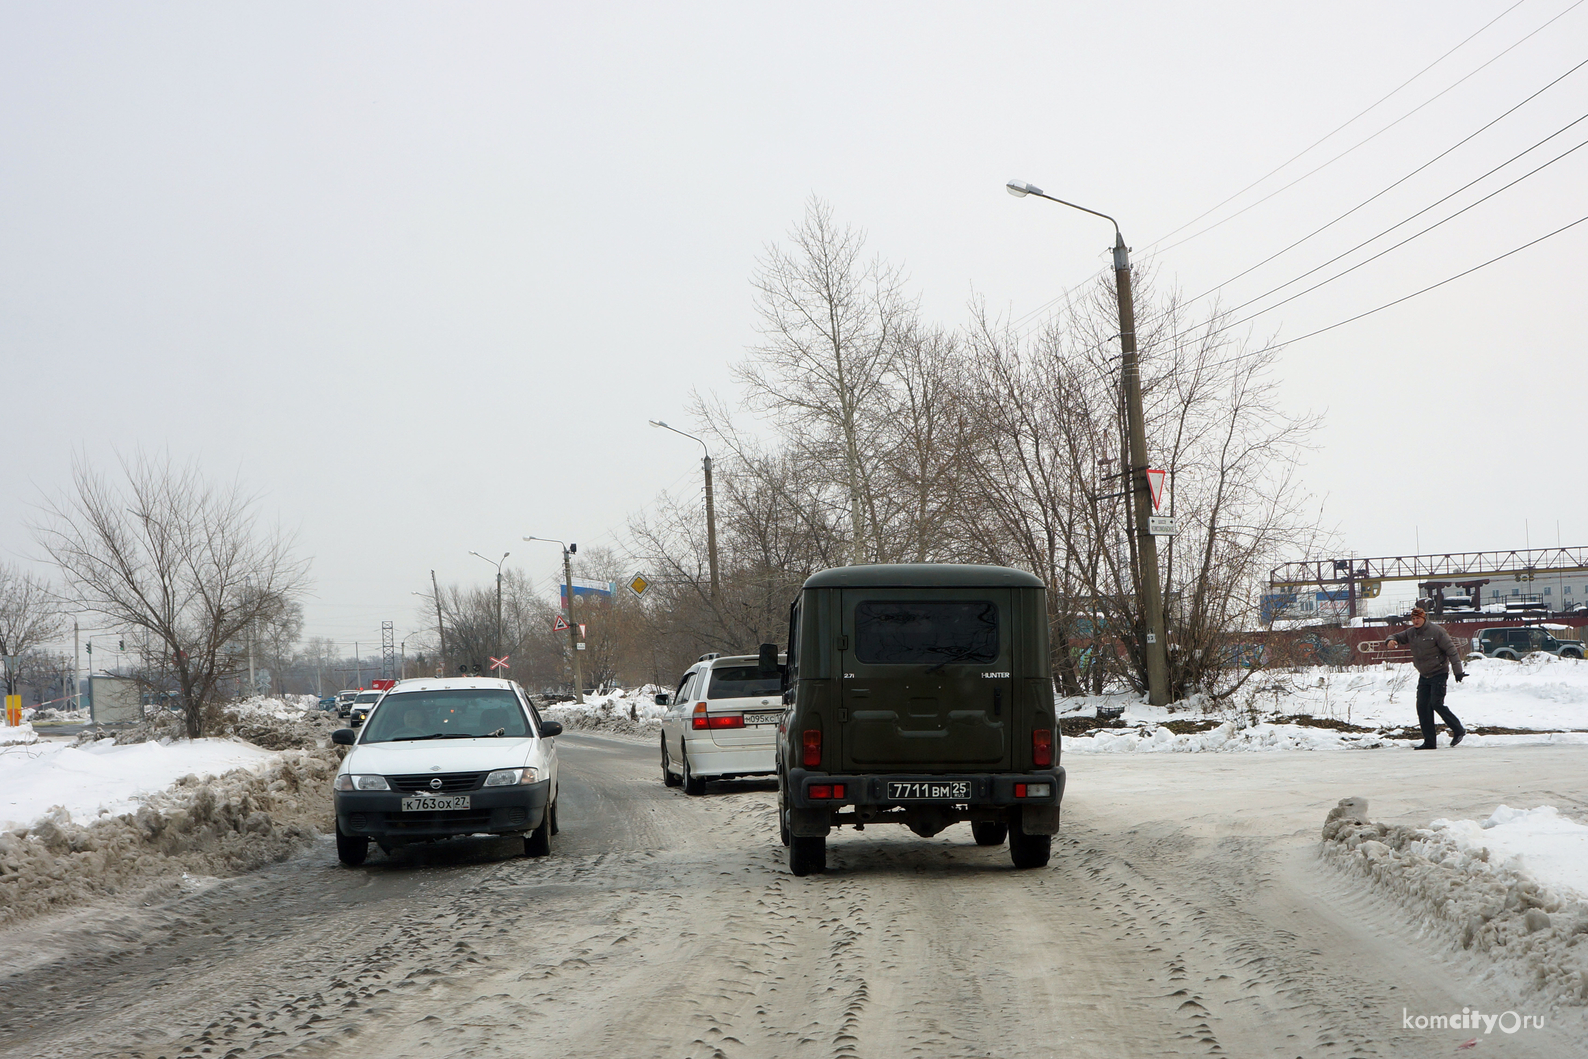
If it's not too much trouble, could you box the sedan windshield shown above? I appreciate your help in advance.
[360,689,530,743]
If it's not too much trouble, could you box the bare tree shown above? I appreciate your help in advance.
[33,453,310,737]
[738,197,913,565]
[0,562,66,697]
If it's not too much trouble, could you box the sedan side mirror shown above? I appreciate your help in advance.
[653,692,670,706]
[331,728,356,745]
[539,720,563,738]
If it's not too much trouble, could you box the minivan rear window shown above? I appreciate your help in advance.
[854,601,999,665]
[708,666,782,700]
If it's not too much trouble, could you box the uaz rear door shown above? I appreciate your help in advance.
[837,588,1013,771]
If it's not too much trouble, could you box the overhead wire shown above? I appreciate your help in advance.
[1146,0,1534,249]
[1184,57,1588,308]
[1151,0,1587,256]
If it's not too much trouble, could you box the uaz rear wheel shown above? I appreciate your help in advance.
[789,834,825,876]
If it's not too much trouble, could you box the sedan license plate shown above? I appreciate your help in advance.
[401,795,471,812]
[887,780,971,801]
[745,711,783,726]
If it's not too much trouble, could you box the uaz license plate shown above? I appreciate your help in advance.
[401,795,471,811]
[887,780,971,801]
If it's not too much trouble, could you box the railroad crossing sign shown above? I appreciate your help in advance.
[627,572,651,597]
[1145,469,1166,510]
[553,616,570,632]
[489,655,510,673]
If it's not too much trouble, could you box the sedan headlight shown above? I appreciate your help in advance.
[483,767,539,786]
[334,774,390,791]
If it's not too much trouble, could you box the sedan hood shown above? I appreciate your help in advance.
[344,737,537,775]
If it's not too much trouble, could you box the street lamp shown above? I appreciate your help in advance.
[649,419,720,601]
[1006,178,1170,707]
[468,550,510,668]
[523,536,584,704]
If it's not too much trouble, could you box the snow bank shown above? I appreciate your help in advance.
[1321,797,1588,1008]
[1064,720,1390,754]
[0,746,340,927]
[541,685,666,739]
[0,737,277,833]
[0,723,39,747]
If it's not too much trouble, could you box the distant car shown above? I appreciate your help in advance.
[335,690,358,716]
[317,696,339,712]
[658,652,786,795]
[348,689,384,726]
[1475,627,1585,660]
[331,677,562,865]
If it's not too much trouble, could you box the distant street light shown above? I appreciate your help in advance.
[524,536,584,704]
[650,420,720,601]
[1006,178,1170,707]
[468,550,510,667]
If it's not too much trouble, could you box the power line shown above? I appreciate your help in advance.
[1207,126,1588,329]
[1185,57,1588,307]
[1151,0,1585,255]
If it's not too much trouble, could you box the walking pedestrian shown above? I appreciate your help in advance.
[1384,606,1466,749]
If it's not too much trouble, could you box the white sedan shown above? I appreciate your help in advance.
[332,677,561,864]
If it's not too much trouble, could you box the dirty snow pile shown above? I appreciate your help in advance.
[1065,720,1394,754]
[0,695,344,927]
[1322,796,1588,1008]
[0,723,38,747]
[542,685,667,738]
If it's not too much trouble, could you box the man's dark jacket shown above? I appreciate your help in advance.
[1390,621,1466,678]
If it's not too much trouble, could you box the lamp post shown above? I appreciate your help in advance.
[1006,179,1170,707]
[523,536,584,704]
[468,550,510,666]
[649,419,719,601]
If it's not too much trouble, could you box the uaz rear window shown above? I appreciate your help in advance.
[853,601,999,665]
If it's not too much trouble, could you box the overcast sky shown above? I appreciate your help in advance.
[4,1,1586,651]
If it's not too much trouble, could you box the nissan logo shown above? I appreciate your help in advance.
[429,777,443,790]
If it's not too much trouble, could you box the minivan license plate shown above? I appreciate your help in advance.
[401,795,471,811]
[887,781,971,801]
[745,711,783,726]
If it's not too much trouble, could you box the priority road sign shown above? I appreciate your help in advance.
[553,616,570,632]
[627,572,651,597]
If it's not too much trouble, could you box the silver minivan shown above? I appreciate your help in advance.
[658,653,785,795]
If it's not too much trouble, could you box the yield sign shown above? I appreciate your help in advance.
[1145,468,1166,511]
[489,655,510,672]
[553,616,570,632]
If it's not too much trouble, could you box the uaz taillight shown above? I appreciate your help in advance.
[801,729,821,767]
[1032,728,1054,768]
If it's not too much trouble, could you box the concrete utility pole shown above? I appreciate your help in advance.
[1007,180,1171,707]
[73,619,80,710]
[650,420,719,600]
[524,536,584,704]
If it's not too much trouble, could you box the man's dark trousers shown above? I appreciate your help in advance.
[1415,673,1463,745]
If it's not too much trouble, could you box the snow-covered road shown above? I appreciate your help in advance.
[1,733,1584,1057]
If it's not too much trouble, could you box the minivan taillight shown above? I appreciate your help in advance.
[802,729,822,767]
[692,703,744,730]
[1032,728,1054,768]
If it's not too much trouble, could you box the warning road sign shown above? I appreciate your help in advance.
[1146,469,1166,511]
[553,616,570,632]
